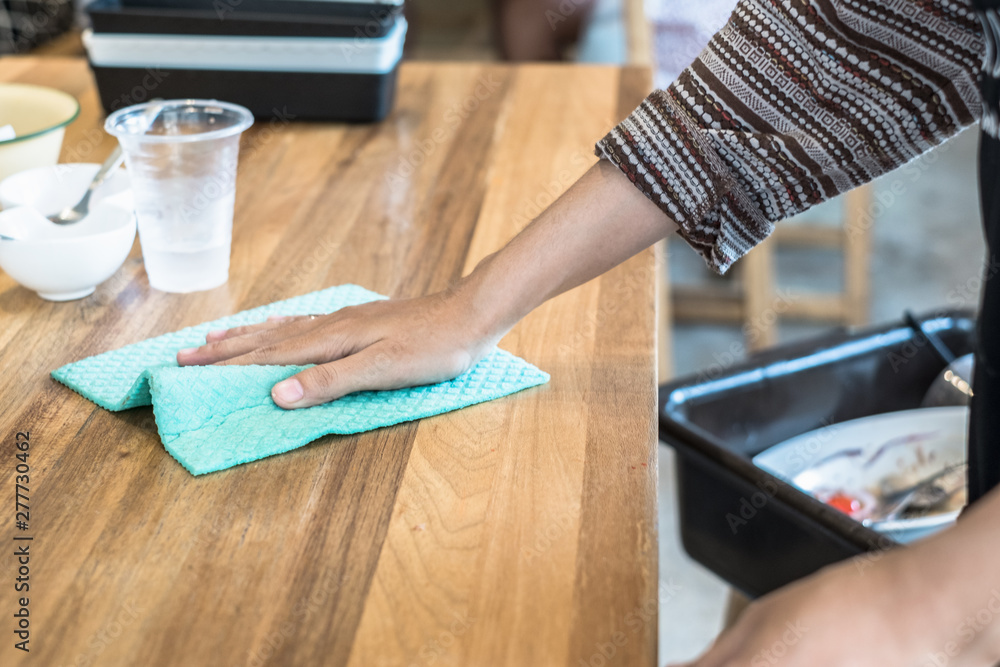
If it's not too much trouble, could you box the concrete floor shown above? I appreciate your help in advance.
[659,125,985,663]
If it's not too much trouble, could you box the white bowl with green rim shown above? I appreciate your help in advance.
[0,83,80,185]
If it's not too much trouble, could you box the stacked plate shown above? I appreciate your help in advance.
[83,0,406,121]
[753,407,969,544]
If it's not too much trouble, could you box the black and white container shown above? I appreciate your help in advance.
[84,0,406,121]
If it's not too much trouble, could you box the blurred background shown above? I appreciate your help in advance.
[5,0,985,661]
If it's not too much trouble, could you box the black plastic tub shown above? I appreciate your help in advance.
[83,1,407,122]
[89,66,399,121]
[89,0,400,38]
[118,0,404,20]
[659,311,976,598]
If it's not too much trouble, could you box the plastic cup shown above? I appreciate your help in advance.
[105,99,253,293]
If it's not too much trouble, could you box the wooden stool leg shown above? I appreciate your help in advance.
[672,187,872,343]
[624,0,653,66]
[657,240,674,383]
[843,185,873,326]
[741,235,778,351]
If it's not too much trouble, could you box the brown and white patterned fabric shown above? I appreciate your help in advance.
[596,0,985,274]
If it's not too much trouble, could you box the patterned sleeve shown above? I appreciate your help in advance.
[596,0,984,274]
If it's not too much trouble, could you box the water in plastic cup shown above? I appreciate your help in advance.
[105,100,253,293]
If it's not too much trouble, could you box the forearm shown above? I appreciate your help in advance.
[675,487,1000,667]
[457,160,675,339]
[891,486,1000,659]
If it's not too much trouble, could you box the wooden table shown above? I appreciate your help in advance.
[0,58,659,667]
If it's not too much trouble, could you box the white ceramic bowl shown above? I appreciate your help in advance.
[0,84,80,183]
[0,201,136,302]
[0,163,130,214]
[753,407,968,544]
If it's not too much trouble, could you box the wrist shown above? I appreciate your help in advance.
[450,255,535,345]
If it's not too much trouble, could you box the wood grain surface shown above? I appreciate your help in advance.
[0,58,658,667]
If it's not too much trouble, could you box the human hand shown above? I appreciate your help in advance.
[668,547,1000,667]
[176,288,501,409]
[175,161,674,411]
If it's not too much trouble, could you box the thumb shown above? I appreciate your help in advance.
[271,347,395,409]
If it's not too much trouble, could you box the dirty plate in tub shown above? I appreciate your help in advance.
[753,407,968,544]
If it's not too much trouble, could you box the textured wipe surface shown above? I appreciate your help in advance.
[51,284,386,411]
[149,355,548,475]
[51,285,550,475]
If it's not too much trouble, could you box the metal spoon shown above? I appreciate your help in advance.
[864,462,967,526]
[45,99,165,227]
[46,145,125,225]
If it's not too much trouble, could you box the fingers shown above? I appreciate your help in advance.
[215,329,359,368]
[203,315,306,343]
[178,317,326,366]
[271,346,398,409]
[177,315,319,366]
[169,294,483,410]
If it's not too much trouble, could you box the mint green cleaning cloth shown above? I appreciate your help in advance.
[51,285,549,475]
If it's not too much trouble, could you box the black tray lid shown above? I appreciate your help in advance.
[119,0,403,17]
[90,0,402,38]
